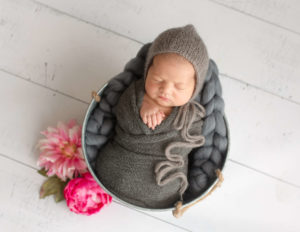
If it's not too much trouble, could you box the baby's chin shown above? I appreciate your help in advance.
[157,97,189,107]
[154,98,171,107]
[155,98,179,108]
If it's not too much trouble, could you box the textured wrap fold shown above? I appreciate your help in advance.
[155,100,206,201]
[95,78,203,208]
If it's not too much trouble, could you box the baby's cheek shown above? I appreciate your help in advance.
[146,83,157,96]
[175,92,192,105]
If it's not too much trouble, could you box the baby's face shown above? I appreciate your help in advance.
[145,53,196,108]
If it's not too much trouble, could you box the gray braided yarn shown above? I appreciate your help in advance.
[183,57,228,200]
[84,43,228,204]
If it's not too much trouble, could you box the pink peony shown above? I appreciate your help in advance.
[36,119,87,181]
[64,172,112,215]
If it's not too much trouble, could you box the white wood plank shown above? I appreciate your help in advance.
[32,0,300,103]
[139,161,300,232]
[221,76,300,187]
[0,0,141,103]
[212,0,300,34]
[0,69,87,168]
[0,156,189,232]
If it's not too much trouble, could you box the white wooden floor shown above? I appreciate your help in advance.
[1,0,300,231]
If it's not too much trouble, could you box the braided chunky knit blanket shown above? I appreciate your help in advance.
[84,43,228,209]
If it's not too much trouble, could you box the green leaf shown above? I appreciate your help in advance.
[39,176,67,203]
[37,168,48,177]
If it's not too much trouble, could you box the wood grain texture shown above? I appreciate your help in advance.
[0,70,87,168]
[211,0,300,34]
[221,77,300,187]
[0,0,141,102]
[145,161,300,231]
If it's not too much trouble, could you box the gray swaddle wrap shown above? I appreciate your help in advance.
[95,78,203,208]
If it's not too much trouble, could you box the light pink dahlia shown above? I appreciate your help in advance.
[36,119,87,181]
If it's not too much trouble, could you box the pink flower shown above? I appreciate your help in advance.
[64,172,112,215]
[36,119,87,181]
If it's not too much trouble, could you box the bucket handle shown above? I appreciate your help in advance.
[92,91,101,102]
[172,169,224,218]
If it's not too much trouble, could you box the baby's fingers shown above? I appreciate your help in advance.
[147,115,152,129]
[151,114,158,130]
[142,113,148,124]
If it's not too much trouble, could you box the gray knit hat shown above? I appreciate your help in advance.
[144,24,209,101]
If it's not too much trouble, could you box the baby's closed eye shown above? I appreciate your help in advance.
[175,84,185,90]
[153,78,163,83]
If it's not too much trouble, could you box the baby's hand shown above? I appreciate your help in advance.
[142,110,165,130]
[140,94,165,130]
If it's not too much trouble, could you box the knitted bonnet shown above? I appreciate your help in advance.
[144,24,209,100]
[143,24,210,203]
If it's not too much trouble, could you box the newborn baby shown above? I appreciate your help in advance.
[96,24,209,208]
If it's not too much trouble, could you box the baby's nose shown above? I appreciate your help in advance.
[160,82,172,95]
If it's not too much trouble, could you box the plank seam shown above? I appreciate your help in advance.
[31,0,300,38]
[0,68,90,105]
[222,73,300,106]
[31,0,144,45]
[229,158,300,188]
[208,0,300,36]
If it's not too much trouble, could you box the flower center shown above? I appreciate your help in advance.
[61,141,77,158]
